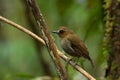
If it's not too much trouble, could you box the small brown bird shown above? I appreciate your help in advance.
[53,26,94,67]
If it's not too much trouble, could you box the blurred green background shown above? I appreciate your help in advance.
[0,0,105,80]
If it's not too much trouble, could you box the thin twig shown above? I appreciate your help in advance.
[0,16,96,80]
[0,16,45,44]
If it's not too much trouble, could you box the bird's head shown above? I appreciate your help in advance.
[52,26,74,38]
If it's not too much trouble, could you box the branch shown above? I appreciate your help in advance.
[0,16,96,80]
[26,0,69,80]
[22,0,52,76]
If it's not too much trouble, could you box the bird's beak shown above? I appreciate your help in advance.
[52,31,59,34]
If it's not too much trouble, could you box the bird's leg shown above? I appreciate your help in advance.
[71,57,85,66]
[72,58,80,67]
[67,57,78,66]
[72,58,78,67]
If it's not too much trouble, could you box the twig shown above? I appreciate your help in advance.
[0,16,96,80]
[0,16,45,44]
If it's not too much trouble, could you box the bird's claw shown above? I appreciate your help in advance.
[66,58,73,63]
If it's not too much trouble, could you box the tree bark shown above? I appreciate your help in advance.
[104,0,120,79]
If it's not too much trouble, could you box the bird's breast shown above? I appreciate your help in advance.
[61,39,77,56]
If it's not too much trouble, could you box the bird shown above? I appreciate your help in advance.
[52,26,94,67]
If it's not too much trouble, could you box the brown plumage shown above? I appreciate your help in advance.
[53,26,94,67]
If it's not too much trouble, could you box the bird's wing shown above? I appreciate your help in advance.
[67,34,89,57]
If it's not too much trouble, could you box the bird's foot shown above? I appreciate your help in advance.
[66,58,77,68]
[66,58,73,63]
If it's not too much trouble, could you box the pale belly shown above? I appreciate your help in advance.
[61,39,79,57]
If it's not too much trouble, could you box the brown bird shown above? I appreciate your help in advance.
[53,26,94,67]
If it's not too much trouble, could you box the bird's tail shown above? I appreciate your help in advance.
[87,56,94,68]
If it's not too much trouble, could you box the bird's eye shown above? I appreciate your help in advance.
[59,30,65,34]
